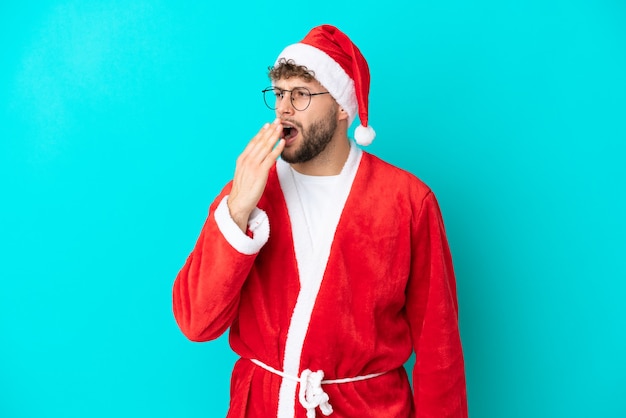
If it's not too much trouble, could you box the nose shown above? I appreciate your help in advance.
[276,91,295,116]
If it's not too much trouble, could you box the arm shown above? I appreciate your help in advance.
[407,191,468,417]
[172,120,285,341]
[172,200,247,340]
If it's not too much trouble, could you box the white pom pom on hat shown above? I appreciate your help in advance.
[275,25,376,146]
[354,125,376,146]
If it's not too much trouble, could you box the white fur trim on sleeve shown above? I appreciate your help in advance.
[214,195,269,255]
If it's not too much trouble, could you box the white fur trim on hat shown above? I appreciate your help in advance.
[276,43,358,125]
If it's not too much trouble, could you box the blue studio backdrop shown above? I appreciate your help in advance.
[1,1,625,417]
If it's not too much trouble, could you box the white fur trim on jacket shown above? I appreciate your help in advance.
[214,195,269,255]
[275,142,363,417]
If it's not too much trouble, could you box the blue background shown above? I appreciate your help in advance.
[1,1,625,417]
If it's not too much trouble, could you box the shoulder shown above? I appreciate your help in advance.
[359,151,433,199]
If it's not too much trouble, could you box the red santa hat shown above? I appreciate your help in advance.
[275,25,376,146]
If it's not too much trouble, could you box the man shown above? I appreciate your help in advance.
[173,25,467,418]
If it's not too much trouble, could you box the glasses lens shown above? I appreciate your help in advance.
[262,87,280,110]
[291,87,311,111]
[262,87,313,111]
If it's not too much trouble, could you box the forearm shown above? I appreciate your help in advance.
[173,195,269,342]
[172,217,253,341]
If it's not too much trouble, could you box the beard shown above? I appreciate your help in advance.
[281,106,338,164]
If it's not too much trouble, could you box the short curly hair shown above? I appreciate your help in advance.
[268,58,315,82]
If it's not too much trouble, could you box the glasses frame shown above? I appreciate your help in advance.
[262,86,331,111]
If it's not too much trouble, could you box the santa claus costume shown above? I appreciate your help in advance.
[173,25,467,418]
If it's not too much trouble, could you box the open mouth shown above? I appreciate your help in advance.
[282,125,299,141]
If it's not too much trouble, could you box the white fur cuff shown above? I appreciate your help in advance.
[214,195,269,255]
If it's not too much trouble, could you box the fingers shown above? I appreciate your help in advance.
[239,119,283,164]
[261,138,285,169]
[240,121,273,156]
[228,120,284,231]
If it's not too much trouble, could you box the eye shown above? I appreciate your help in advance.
[272,88,283,99]
[293,88,310,99]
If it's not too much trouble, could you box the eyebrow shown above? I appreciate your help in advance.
[272,85,310,90]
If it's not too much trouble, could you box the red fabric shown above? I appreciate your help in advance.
[173,152,467,417]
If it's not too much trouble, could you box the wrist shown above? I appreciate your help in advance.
[227,196,252,233]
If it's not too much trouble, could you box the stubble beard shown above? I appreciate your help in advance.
[281,107,338,165]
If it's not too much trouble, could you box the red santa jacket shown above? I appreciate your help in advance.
[173,147,467,418]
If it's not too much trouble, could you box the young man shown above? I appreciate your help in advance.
[173,25,468,418]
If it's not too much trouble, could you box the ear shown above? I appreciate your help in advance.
[337,106,349,122]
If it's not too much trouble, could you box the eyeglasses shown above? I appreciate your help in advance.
[262,86,331,111]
